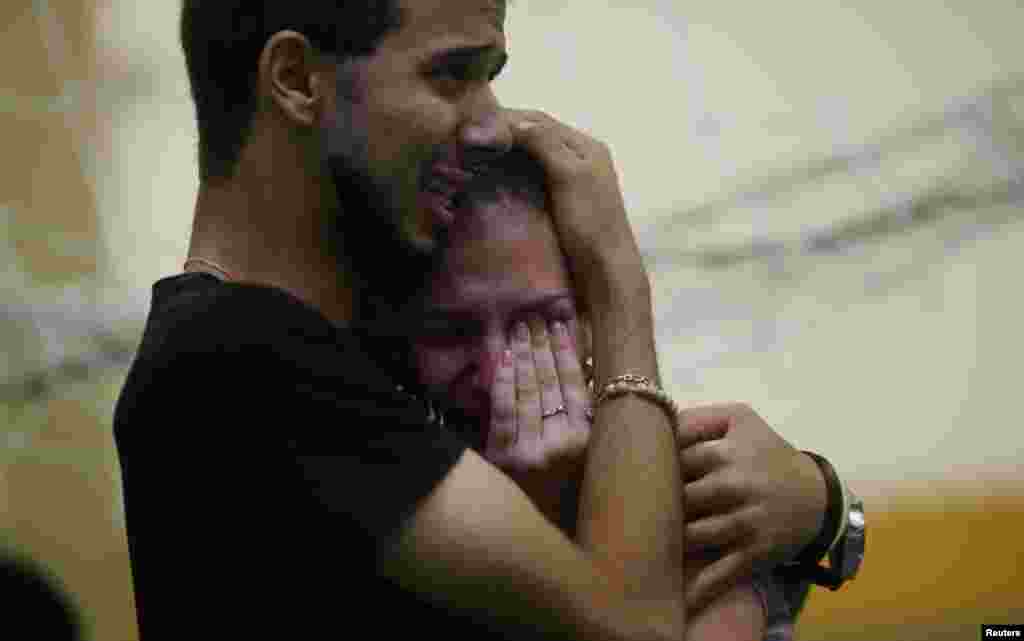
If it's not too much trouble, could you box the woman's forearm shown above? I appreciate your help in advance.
[575,271,687,623]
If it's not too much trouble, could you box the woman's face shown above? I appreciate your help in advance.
[410,194,589,439]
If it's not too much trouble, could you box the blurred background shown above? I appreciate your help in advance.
[1,1,1021,639]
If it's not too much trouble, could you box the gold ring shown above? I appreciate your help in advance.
[541,405,567,419]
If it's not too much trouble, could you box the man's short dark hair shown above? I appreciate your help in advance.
[180,1,405,183]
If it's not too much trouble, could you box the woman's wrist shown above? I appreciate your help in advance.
[581,255,650,313]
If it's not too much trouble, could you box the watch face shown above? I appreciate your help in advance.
[840,497,866,579]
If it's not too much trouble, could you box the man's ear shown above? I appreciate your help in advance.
[257,30,327,128]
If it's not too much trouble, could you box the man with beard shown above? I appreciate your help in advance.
[114,2,858,639]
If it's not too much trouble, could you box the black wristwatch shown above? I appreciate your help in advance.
[780,452,866,590]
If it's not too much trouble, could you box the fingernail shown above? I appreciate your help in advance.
[502,349,513,366]
[549,321,565,346]
[515,120,536,131]
[514,321,528,341]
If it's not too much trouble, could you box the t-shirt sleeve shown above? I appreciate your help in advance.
[284,392,467,549]
[194,284,468,550]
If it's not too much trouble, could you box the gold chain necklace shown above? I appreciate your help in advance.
[183,256,235,281]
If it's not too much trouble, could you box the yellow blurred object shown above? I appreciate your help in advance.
[799,488,1024,640]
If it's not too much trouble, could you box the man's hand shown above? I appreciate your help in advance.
[685,578,766,641]
[678,403,827,612]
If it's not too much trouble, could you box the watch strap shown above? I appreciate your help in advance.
[792,451,843,566]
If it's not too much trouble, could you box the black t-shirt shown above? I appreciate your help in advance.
[113,273,497,638]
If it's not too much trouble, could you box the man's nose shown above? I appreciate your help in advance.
[458,88,512,168]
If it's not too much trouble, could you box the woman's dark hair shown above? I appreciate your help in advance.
[179,1,404,183]
[458,147,550,213]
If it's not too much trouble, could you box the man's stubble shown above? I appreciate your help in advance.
[320,95,439,335]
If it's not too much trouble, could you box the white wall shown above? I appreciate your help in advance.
[92,0,1024,493]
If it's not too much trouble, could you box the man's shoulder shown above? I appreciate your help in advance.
[144,272,335,350]
[115,273,403,424]
[129,273,392,380]
[122,272,433,410]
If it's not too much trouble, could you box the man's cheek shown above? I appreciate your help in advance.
[411,345,438,385]
[390,94,458,144]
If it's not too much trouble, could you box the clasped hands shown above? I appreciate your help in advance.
[481,314,827,612]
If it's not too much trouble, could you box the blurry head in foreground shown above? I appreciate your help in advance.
[2,552,83,640]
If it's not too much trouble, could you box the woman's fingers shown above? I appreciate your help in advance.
[486,317,592,470]
[485,348,517,461]
[512,320,543,446]
[550,320,590,444]
[485,310,598,477]
[528,315,564,440]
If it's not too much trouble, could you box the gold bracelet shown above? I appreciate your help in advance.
[593,375,681,431]
[597,373,653,389]
[593,374,658,404]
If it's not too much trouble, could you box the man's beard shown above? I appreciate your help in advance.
[324,149,438,329]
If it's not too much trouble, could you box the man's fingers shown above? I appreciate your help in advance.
[678,403,746,448]
[685,550,755,614]
[684,509,754,551]
[678,440,727,481]
[684,474,744,520]
[680,402,750,424]
[678,405,734,442]
[680,402,758,433]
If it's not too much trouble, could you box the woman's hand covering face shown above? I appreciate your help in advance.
[484,315,592,526]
